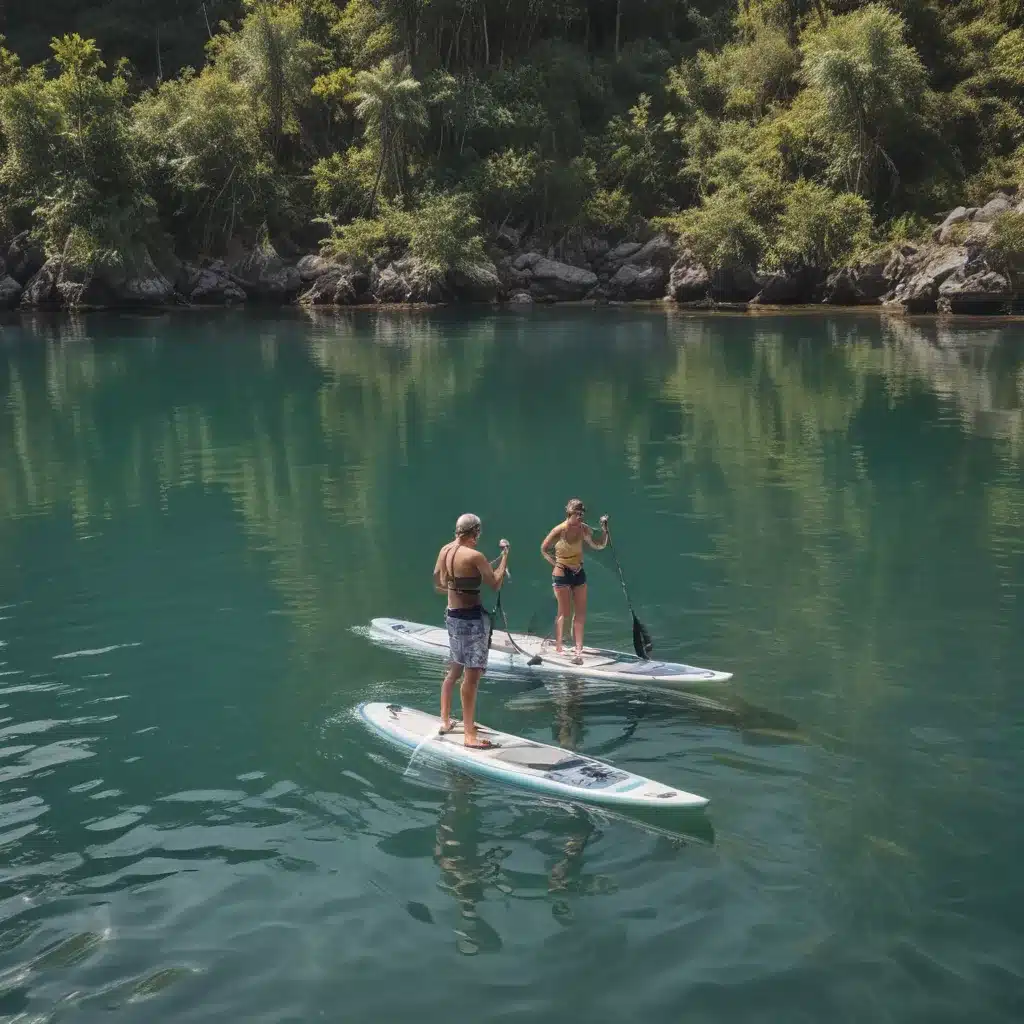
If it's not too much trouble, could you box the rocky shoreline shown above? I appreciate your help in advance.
[2,191,1022,317]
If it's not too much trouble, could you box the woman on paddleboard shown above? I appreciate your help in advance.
[432,513,509,749]
[540,499,609,663]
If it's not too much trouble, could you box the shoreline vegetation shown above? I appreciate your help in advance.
[2,1,1024,317]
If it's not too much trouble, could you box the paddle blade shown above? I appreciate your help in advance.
[632,615,653,660]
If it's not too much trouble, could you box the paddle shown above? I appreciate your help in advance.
[492,542,544,666]
[605,525,653,660]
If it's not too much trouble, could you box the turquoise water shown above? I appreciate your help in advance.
[0,308,1021,1022]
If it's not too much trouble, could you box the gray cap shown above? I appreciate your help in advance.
[455,513,482,536]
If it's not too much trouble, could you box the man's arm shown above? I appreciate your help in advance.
[432,545,448,594]
[475,543,510,590]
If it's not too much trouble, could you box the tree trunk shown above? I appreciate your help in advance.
[481,1,490,67]
[615,0,622,61]
[369,129,388,214]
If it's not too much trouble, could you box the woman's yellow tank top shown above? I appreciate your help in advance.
[554,531,583,567]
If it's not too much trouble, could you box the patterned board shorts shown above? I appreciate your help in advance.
[446,610,491,670]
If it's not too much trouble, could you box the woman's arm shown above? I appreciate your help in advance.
[584,515,610,550]
[540,524,562,567]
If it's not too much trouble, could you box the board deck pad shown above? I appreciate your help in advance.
[366,617,732,686]
[358,702,709,810]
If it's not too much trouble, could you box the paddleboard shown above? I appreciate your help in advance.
[358,702,709,810]
[366,617,732,686]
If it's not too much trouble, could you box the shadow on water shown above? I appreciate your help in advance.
[375,771,714,954]
[507,678,808,752]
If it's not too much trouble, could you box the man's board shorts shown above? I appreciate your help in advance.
[445,606,491,670]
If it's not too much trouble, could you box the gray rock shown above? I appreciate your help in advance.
[187,262,247,305]
[890,247,968,311]
[933,206,972,243]
[712,266,761,301]
[450,265,500,302]
[495,226,521,252]
[527,258,598,301]
[964,220,995,247]
[299,265,370,305]
[373,258,444,304]
[937,268,1013,314]
[5,231,45,285]
[0,275,23,309]
[20,258,62,308]
[513,252,543,272]
[230,244,302,299]
[667,254,710,302]
[624,234,675,269]
[822,263,888,305]
[973,194,1013,223]
[607,263,668,301]
[608,241,643,261]
[752,269,815,305]
[508,291,534,306]
[297,254,333,283]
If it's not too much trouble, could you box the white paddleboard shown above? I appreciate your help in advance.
[358,701,709,810]
[366,617,732,686]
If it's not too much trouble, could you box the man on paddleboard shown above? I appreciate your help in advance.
[433,513,509,749]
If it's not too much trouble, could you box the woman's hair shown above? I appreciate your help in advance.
[565,498,585,516]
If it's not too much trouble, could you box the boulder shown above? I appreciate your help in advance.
[5,231,45,285]
[229,243,302,300]
[937,268,1013,314]
[450,265,500,302]
[508,291,534,306]
[19,242,176,309]
[0,275,23,310]
[752,268,817,305]
[622,234,675,270]
[973,194,1013,223]
[20,258,62,308]
[607,241,643,261]
[889,248,968,312]
[933,206,974,244]
[186,262,247,305]
[711,266,761,302]
[667,254,711,302]
[527,258,598,301]
[297,254,333,283]
[495,225,521,252]
[373,258,444,304]
[513,251,543,272]
[299,265,372,305]
[964,220,995,247]
[822,262,889,305]
[606,263,668,301]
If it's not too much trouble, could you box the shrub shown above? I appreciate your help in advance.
[986,210,1024,288]
[769,180,872,270]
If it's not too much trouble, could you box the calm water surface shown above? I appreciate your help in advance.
[0,308,1021,1022]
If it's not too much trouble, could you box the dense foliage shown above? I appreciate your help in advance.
[2,0,1023,275]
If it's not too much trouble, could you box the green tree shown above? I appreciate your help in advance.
[349,55,427,212]
[0,34,152,261]
[800,5,930,207]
